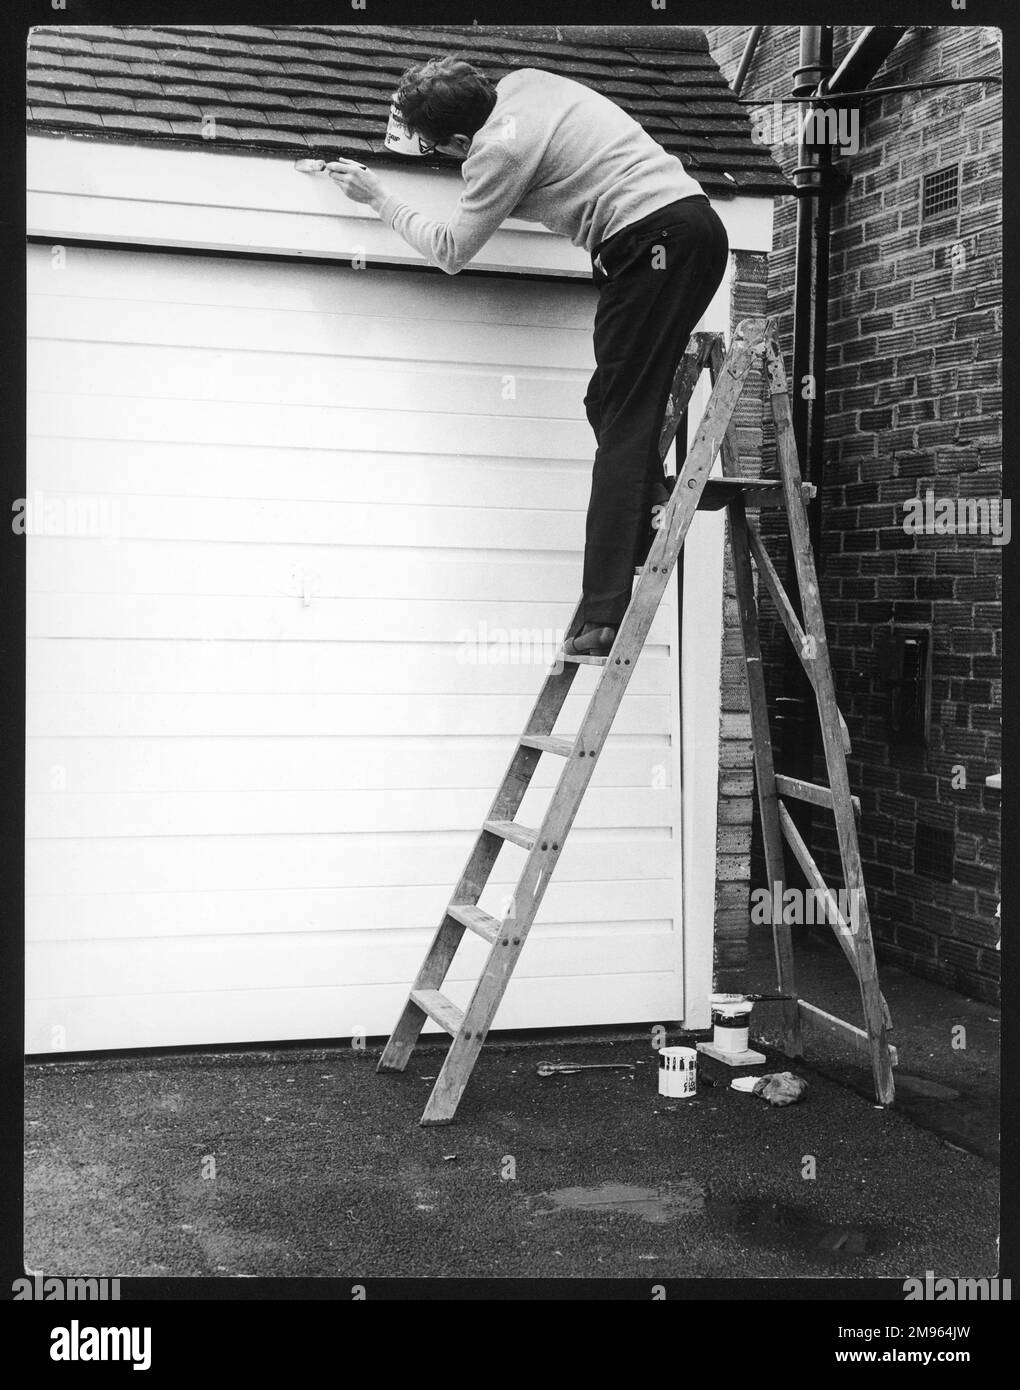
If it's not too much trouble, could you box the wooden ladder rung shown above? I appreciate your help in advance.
[483,818,538,850]
[447,903,500,944]
[776,774,861,820]
[562,652,609,666]
[410,988,465,1036]
[640,478,816,523]
[798,999,898,1067]
[520,734,574,757]
[698,477,817,512]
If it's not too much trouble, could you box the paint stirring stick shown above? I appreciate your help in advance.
[536,1062,636,1076]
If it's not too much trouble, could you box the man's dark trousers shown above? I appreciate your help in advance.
[581,194,729,629]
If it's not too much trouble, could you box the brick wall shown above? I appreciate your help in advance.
[704,24,1002,1002]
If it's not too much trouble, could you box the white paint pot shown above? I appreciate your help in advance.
[710,996,754,1054]
[658,1046,698,1098]
[384,101,430,156]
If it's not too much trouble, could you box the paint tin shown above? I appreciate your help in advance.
[384,101,431,156]
[657,1046,698,1098]
[709,994,754,1054]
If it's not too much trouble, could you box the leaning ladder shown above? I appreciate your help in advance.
[378,317,896,1124]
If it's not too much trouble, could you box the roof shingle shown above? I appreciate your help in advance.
[26,23,789,197]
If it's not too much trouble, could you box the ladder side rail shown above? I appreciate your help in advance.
[764,329,895,1104]
[658,330,720,459]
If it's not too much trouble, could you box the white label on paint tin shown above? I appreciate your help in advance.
[658,1046,697,1098]
[384,102,431,157]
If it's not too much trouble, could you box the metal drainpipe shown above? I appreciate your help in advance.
[809,162,832,563]
[781,27,834,850]
[805,28,834,565]
[733,25,764,97]
[791,26,832,524]
[794,27,909,551]
[783,27,908,865]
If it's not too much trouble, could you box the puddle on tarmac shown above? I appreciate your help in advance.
[713,1196,880,1260]
[528,1182,881,1258]
[528,1180,705,1225]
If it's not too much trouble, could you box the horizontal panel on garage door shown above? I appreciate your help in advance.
[26,786,675,840]
[26,831,675,902]
[26,521,720,605]
[25,971,680,1055]
[29,339,593,421]
[26,877,678,943]
[26,244,685,1051]
[27,439,594,511]
[28,389,591,464]
[26,635,674,691]
[28,925,678,1000]
[26,734,673,794]
[26,596,676,646]
[27,245,591,325]
[26,690,673,738]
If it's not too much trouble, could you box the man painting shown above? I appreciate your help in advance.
[326,57,729,656]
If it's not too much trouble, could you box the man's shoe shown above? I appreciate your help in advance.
[562,623,616,657]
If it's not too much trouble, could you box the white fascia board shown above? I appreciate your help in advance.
[28,134,775,276]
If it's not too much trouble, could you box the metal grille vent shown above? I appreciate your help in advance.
[922,166,960,219]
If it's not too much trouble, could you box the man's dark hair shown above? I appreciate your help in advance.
[393,56,497,145]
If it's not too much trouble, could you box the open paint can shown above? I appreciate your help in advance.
[384,100,431,156]
[658,1046,697,1098]
[709,994,754,1054]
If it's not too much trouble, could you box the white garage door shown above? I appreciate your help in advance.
[25,244,688,1053]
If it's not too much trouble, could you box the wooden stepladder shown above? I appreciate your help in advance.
[378,316,895,1124]
[710,332,895,1106]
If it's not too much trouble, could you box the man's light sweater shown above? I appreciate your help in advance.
[375,68,706,275]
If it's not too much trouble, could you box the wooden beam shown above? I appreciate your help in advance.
[776,774,861,821]
[798,999,898,1068]
[410,988,465,1037]
[745,521,851,755]
[697,478,817,512]
[746,519,809,650]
